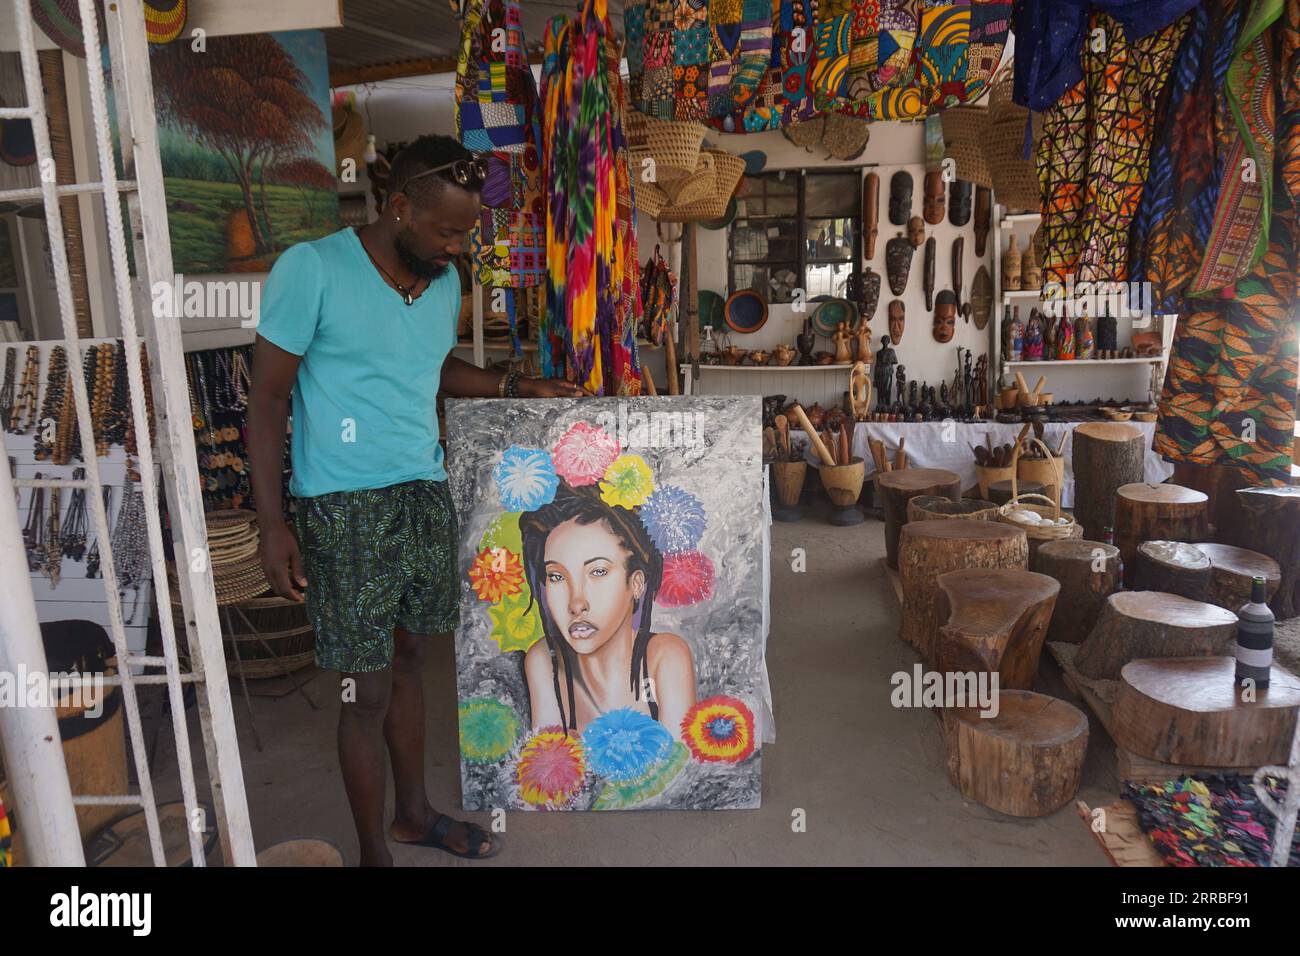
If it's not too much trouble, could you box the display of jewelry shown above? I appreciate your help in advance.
[0,347,15,431]
[61,467,89,562]
[23,476,46,571]
[12,345,39,434]
[34,347,67,461]
[85,486,112,579]
[186,345,269,513]
[110,474,150,623]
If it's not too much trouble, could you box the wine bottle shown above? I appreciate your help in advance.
[1235,575,1274,689]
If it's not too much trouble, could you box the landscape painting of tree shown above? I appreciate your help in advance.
[147,30,339,273]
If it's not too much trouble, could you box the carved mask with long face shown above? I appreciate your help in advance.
[933,290,957,343]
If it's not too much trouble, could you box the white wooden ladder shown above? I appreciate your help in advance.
[0,0,254,866]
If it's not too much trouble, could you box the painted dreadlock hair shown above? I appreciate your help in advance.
[519,480,664,733]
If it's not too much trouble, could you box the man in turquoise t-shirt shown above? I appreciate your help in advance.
[248,134,584,866]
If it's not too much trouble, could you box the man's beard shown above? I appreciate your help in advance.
[394,227,449,280]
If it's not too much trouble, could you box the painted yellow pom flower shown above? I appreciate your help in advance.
[599,453,654,509]
[488,588,544,654]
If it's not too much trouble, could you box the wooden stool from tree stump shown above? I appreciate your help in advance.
[878,467,962,570]
[1132,541,1211,601]
[1074,591,1237,681]
[935,568,1060,690]
[1071,422,1145,541]
[1113,657,1300,767]
[1114,483,1209,579]
[1235,486,1300,620]
[1032,538,1120,644]
[906,495,998,523]
[898,520,1028,662]
[943,690,1088,817]
[1193,542,1282,612]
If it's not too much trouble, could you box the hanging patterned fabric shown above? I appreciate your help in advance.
[639,244,677,346]
[1156,201,1298,484]
[1281,0,1300,214]
[1036,11,1191,286]
[1187,0,1284,296]
[456,0,546,357]
[540,1,642,395]
[1127,0,1244,314]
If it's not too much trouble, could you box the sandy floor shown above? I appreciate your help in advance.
[137,502,1133,867]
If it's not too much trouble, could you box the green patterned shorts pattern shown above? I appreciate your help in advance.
[294,479,459,673]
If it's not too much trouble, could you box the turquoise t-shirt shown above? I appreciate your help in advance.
[255,227,460,498]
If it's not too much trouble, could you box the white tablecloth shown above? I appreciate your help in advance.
[797,420,1172,508]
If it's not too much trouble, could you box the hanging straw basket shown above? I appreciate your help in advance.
[940,107,993,187]
[643,116,706,183]
[985,71,1041,214]
[657,149,745,222]
[997,492,1077,542]
[663,151,716,206]
[636,179,670,219]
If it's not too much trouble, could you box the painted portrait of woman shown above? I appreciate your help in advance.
[519,481,697,738]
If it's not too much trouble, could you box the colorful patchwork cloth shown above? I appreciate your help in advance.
[1127,0,1245,315]
[625,0,1011,131]
[0,794,11,867]
[1037,11,1191,286]
[1123,774,1299,867]
[1156,200,1298,484]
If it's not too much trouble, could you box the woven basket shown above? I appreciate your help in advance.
[636,179,670,219]
[940,107,993,187]
[663,151,716,205]
[172,594,315,679]
[625,107,648,150]
[658,149,745,222]
[1014,436,1064,508]
[986,71,1041,214]
[997,493,1077,541]
[643,116,706,183]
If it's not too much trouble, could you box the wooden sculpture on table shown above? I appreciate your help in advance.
[832,322,853,364]
[1002,235,1021,291]
[854,321,873,363]
[849,361,872,420]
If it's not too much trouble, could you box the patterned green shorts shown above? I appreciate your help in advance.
[294,479,459,673]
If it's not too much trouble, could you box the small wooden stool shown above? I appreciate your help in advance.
[1234,486,1300,619]
[1114,482,1209,580]
[943,690,1088,817]
[877,467,962,569]
[1031,538,1120,644]
[1074,591,1237,681]
[1193,542,1282,612]
[1132,540,1211,601]
[935,568,1060,689]
[898,520,1028,662]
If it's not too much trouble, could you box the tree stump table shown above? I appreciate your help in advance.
[906,495,998,524]
[1031,538,1120,644]
[1074,591,1237,681]
[1235,486,1300,620]
[1113,657,1300,767]
[878,468,962,570]
[1114,482,1209,579]
[935,569,1060,690]
[943,690,1088,817]
[1132,541,1211,601]
[1071,422,1145,541]
[898,520,1028,663]
[1193,542,1282,612]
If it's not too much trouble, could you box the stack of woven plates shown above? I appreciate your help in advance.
[203,510,271,606]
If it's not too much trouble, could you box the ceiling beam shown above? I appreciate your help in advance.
[334,21,450,57]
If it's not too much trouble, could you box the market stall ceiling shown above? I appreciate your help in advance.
[328,0,626,82]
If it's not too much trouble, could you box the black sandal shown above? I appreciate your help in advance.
[398,814,501,860]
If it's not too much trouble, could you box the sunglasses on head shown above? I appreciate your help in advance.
[397,157,489,193]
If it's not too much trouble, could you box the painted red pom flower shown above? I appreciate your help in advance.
[468,547,524,603]
[551,421,621,487]
[681,696,756,763]
[516,727,586,808]
[656,550,715,607]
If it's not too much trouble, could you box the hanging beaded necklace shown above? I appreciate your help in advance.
[13,345,39,433]
[34,347,67,461]
[0,347,15,431]
[69,345,97,463]
[110,473,150,623]
[106,341,128,447]
[23,476,45,571]
[85,486,112,579]
[61,467,88,562]
[44,483,62,588]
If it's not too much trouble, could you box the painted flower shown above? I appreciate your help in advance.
[681,696,756,763]
[657,550,715,607]
[459,698,522,765]
[488,588,544,654]
[640,485,707,554]
[516,727,586,808]
[599,453,655,509]
[493,445,559,512]
[479,511,523,556]
[468,546,524,603]
[551,421,620,487]
[582,707,674,782]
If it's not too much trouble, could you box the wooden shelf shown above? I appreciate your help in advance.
[1005,358,1163,367]
[457,340,662,352]
[999,213,1042,228]
[683,363,867,373]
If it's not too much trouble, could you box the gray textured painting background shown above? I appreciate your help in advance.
[445,396,765,811]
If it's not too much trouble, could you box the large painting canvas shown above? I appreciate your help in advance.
[144,30,340,273]
[446,397,766,811]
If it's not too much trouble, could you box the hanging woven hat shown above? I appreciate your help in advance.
[986,70,1041,214]
[821,112,870,162]
[143,0,187,44]
[642,116,706,184]
[30,0,95,58]
[940,107,993,188]
[657,149,744,223]
[662,151,716,206]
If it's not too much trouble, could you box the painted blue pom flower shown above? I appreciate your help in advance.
[582,707,673,783]
[639,485,706,554]
[493,445,559,512]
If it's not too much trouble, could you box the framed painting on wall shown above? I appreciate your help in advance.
[445,396,767,811]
